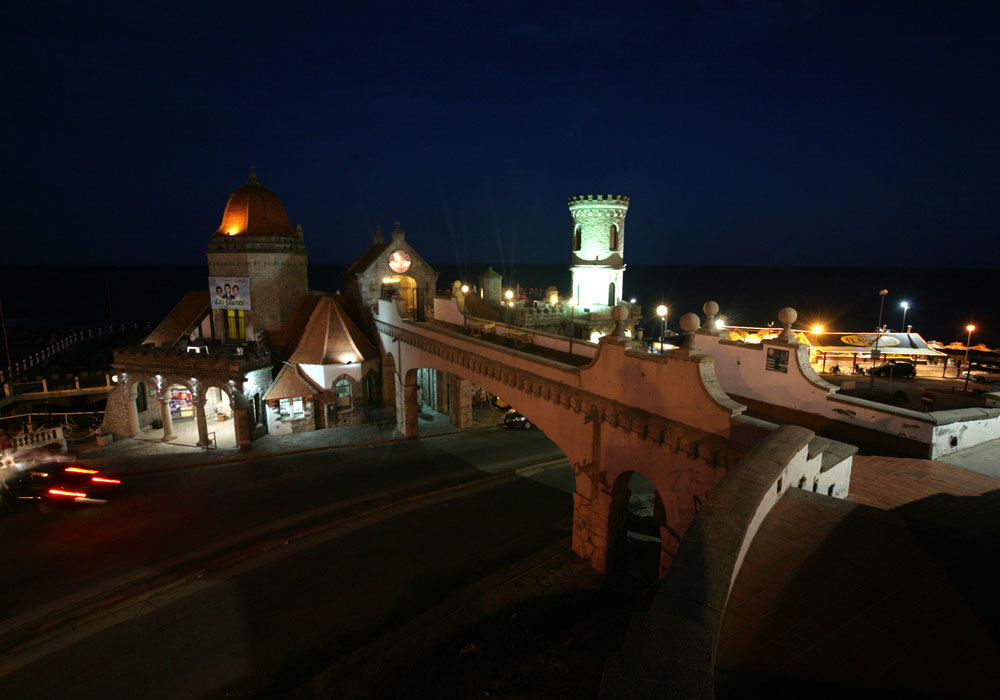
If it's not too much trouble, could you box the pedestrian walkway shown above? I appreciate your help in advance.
[715,454,1000,698]
[51,404,507,477]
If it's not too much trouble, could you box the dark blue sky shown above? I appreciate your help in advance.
[4,1,998,267]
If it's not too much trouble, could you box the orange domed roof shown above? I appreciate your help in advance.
[215,166,297,238]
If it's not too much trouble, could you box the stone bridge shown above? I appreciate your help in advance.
[376,297,855,575]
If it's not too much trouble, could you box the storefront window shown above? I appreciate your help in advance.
[278,397,305,418]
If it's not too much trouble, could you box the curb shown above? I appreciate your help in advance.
[98,423,506,478]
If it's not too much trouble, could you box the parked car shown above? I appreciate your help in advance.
[503,409,534,430]
[968,366,1000,384]
[868,362,916,379]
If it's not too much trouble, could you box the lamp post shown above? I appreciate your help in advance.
[869,289,888,395]
[504,289,514,326]
[656,305,668,353]
[962,324,977,394]
[567,297,576,355]
[900,301,909,331]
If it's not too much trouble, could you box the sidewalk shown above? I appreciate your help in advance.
[52,404,508,477]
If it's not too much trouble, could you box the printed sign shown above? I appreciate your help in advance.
[766,347,789,373]
[209,277,251,310]
[840,333,900,348]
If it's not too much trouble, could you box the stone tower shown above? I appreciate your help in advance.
[205,166,309,342]
[568,194,629,309]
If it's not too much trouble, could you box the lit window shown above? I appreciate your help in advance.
[226,309,245,341]
[278,397,306,419]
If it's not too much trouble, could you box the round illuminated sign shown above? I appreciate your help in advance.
[388,249,411,274]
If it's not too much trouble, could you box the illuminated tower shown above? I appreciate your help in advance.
[568,194,629,309]
[206,166,309,342]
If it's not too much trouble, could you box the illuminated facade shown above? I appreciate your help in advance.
[568,194,629,309]
[206,166,309,340]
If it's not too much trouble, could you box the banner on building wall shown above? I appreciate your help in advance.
[209,277,252,310]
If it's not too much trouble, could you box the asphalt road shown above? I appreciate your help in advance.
[0,429,567,652]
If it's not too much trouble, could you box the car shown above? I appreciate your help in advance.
[503,409,534,430]
[868,361,916,379]
[968,366,1000,384]
[1,459,122,511]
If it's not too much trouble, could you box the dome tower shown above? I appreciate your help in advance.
[206,166,309,341]
[568,194,629,309]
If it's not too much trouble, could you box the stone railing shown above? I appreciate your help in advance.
[599,425,816,699]
[2,427,68,459]
[376,314,748,470]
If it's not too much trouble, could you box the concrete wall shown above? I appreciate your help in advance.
[700,332,1000,458]
[599,425,855,699]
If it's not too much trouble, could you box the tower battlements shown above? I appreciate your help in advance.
[567,194,630,207]
[568,193,630,309]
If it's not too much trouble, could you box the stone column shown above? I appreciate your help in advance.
[194,398,210,447]
[233,405,252,451]
[448,376,472,429]
[395,374,418,438]
[158,398,175,441]
[126,391,140,436]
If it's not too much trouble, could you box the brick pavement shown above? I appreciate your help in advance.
[715,455,1000,698]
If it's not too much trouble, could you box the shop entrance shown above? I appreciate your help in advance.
[381,275,419,319]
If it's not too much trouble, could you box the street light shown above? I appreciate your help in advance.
[461,284,469,294]
[964,324,977,393]
[899,301,909,331]
[567,297,576,354]
[656,305,668,353]
[869,289,888,395]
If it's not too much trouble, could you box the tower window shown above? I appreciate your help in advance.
[573,226,582,251]
[226,309,245,341]
[610,224,618,250]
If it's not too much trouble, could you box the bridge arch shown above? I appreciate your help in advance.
[377,297,754,575]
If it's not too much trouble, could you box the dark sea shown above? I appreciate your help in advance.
[1,264,997,348]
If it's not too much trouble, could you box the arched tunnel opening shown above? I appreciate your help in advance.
[609,472,664,589]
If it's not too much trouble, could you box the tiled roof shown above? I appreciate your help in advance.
[263,363,324,401]
[345,241,390,276]
[214,168,297,238]
[281,294,378,365]
[144,291,210,346]
[268,294,323,359]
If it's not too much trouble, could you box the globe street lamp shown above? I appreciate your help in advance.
[964,323,976,367]
[869,289,888,395]
[900,301,909,331]
[963,324,977,393]
[656,305,668,353]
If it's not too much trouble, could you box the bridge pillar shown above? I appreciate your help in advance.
[435,371,449,413]
[572,486,630,574]
[449,377,472,429]
[158,398,176,441]
[395,375,419,438]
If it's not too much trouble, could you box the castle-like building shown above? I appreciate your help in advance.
[102,173,637,449]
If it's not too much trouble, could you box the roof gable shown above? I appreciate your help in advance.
[263,363,324,401]
[144,291,210,346]
[286,295,378,365]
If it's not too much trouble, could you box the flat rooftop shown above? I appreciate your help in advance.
[715,454,1000,698]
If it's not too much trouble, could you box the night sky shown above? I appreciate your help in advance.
[4,1,998,268]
